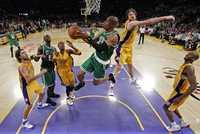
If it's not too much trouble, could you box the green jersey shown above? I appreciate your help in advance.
[7,32,19,46]
[93,30,119,63]
[38,43,56,69]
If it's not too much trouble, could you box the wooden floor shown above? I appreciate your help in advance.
[0,28,199,133]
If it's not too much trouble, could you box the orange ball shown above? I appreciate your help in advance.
[68,25,81,39]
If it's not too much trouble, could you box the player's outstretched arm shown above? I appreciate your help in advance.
[128,15,175,30]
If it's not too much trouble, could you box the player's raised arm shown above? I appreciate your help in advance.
[127,16,175,30]
[66,40,81,55]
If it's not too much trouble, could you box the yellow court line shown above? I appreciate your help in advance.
[42,95,144,134]
[123,67,171,134]
[16,96,39,134]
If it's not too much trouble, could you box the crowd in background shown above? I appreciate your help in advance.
[0,0,199,50]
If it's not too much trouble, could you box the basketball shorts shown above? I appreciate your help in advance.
[42,69,55,87]
[119,48,133,65]
[22,80,43,105]
[166,90,189,111]
[57,69,75,86]
[80,54,108,80]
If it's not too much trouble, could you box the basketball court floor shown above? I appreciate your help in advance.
[0,29,200,134]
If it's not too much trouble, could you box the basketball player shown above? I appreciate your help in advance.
[33,35,60,106]
[114,8,175,84]
[53,41,81,105]
[7,27,20,58]
[72,16,120,96]
[15,49,49,129]
[163,52,199,132]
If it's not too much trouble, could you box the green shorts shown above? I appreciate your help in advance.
[81,54,108,80]
[9,41,19,47]
[42,69,55,87]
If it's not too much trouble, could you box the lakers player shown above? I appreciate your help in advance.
[53,41,81,105]
[15,49,48,129]
[163,52,199,132]
[114,8,175,84]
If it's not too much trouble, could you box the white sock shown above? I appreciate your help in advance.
[109,82,114,88]
[22,118,27,123]
[38,102,42,105]
[171,121,177,126]
[180,118,184,123]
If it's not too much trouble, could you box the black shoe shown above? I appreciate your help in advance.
[51,93,60,98]
[46,98,57,106]
[74,82,85,91]
[109,73,116,83]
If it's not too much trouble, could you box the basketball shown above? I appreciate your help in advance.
[68,25,81,39]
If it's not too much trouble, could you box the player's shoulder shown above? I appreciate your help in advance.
[184,63,194,73]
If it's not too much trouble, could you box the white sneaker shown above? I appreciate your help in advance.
[37,102,49,109]
[167,123,181,132]
[69,92,76,100]
[66,98,74,106]
[108,83,115,96]
[180,120,190,128]
[129,78,138,85]
[22,120,34,129]
[108,89,114,96]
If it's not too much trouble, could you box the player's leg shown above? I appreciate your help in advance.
[126,51,137,84]
[163,104,181,132]
[138,34,142,44]
[174,105,190,128]
[114,63,122,77]
[74,69,86,91]
[43,69,58,106]
[93,64,115,86]
[142,33,144,44]
[22,104,34,129]
[36,84,49,109]
[10,46,14,58]
[21,86,35,129]
[66,86,74,105]
[93,65,115,96]
[74,56,94,91]
[163,92,182,132]
[66,72,75,105]
[114,49,126,77]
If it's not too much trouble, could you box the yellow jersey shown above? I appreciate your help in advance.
[54,50,73,71]
[121,21,138,49]
[19,60,34,88]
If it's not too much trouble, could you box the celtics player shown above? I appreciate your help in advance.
[33,35,60,106]
[73,16,120,96]
[7,27,20,58]
[114,8,175,84]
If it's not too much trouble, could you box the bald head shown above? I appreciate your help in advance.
[103,16,119,31]
[44,34,51,44]
[184,51,199,63]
